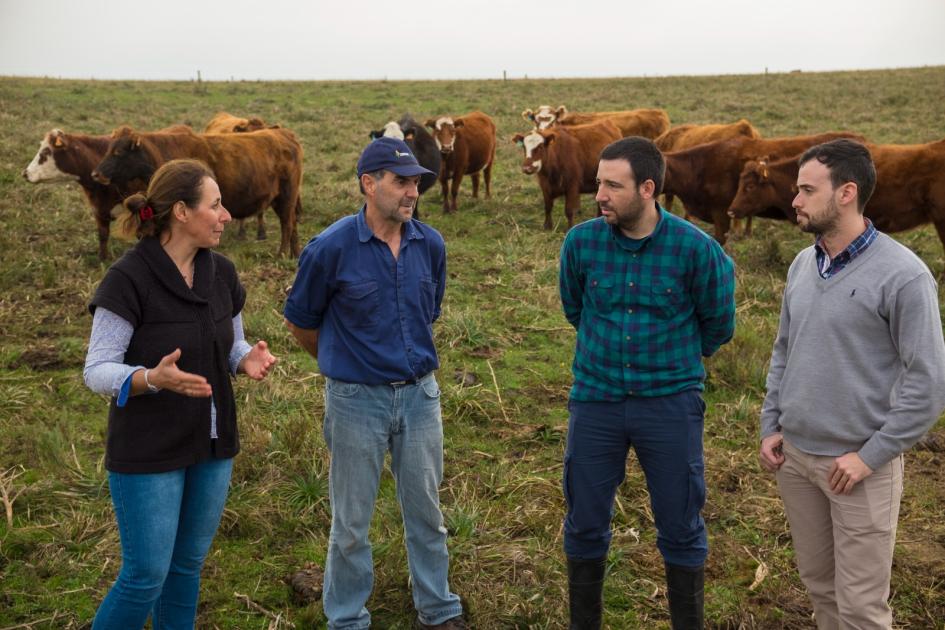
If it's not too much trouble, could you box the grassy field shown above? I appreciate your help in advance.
[1,67,944,629]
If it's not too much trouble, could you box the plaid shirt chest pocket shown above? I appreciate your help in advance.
[636,275,688,319]
[587,273,619,312]
[334,280,380,328]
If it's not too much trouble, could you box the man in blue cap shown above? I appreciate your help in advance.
[284,136,465,629]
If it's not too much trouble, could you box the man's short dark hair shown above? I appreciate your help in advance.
[599,136,665,195]
[798,139,876,211]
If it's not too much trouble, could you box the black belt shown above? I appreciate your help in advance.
[389,373,426,386]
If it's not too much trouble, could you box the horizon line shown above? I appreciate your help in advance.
[1,64,942,84]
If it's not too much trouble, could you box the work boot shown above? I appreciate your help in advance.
[567,555,606,630]
[415,615,467,629]
[664,562,704,629]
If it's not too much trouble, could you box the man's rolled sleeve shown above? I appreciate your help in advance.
[692,238,736,356]
[284,241,329,330]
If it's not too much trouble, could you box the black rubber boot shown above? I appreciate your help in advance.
[567,556,606,630]
[664,562,704,629]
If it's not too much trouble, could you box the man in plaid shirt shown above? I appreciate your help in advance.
[559,137,736,629]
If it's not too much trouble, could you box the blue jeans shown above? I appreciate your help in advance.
[563,391,707,567]
[92,457,233,630]
[322,373,462,629]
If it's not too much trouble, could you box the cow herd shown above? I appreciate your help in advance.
[23,113,303,259]
[22,105,945,264]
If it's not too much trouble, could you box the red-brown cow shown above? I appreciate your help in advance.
[204,112,281,240]
[662,132,864,243]
[728,141,945,267]
[23,125,192,260]
[512,120,622,229]
[92,126,303,257]
[655,119,762,227]
[521,105,670,139]
[424,111,496,213]
[204,112,273,134]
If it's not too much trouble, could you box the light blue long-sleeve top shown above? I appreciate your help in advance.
[84,307,254,439]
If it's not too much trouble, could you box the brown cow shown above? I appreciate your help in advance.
[521,105,670,139]
[662,132,864,243]
[23,125,192,260]
[728,141,945,265]
[92,126,303,257]
[655,119,762,227]
[204,112,280,240]
[204,111,273,134]
[512,119,622,229]
[424,111,496,213]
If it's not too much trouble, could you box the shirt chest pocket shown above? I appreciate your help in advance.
[335,280,380,328]
[637,276,688,318]
[587,274,618,312]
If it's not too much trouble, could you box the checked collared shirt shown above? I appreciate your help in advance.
[559,208,736,401]
[814,217,877,279]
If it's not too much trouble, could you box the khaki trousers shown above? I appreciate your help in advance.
[777,438,903,630]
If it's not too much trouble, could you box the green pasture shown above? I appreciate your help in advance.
[0,67,943,628]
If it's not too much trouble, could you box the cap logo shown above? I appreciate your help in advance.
[395,150,410,158]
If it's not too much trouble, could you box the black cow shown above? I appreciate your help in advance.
[369,115,441,219]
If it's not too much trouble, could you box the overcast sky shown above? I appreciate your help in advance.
[1,0,943,81]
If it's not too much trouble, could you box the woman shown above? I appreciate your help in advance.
[83,158,277,629]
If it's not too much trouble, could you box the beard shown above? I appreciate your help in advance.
[798,196,840,236]
[600,195,647,232]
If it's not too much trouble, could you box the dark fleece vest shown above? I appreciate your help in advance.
[89,236,246,473]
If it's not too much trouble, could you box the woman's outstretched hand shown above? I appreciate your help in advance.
[149,348,213,397]
[239,340,277,380]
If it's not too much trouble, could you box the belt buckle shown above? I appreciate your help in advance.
[389,379,409,386]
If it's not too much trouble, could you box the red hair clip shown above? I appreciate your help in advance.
[139,205,154,221]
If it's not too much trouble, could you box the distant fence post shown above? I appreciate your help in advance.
[503,70,507,82]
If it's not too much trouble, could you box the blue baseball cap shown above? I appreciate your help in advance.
[357,136,433,178]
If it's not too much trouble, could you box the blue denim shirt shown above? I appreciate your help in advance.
[284,207,446,384]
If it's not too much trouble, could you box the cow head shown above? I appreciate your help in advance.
[370,121,405,141]
[522,105,566,130]
[728,159,773,219]
[512,130,552,175]
[92,126,154,186]
[239,117,267,132]
[23,129,79,183]
[425,117,462,155]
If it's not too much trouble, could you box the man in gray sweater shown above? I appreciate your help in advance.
[758,139,945,630]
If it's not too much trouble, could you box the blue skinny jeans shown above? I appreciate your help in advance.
[92,456,233,630]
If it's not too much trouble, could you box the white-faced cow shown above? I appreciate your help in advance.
[512,119,622,229]
[23,125,191,260]
[424,111,496,213]
[369,115,441,219]
[521,105,670,139]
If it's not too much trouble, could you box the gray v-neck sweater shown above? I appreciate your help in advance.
[760,233,945,470]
